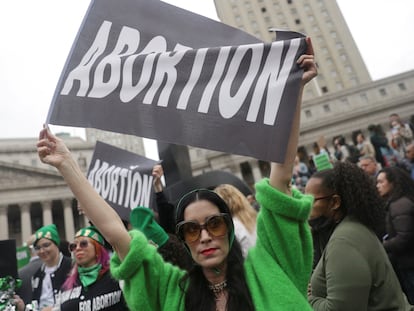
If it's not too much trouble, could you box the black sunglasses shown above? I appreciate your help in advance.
[176,213,230,243]
[69,240,90,252]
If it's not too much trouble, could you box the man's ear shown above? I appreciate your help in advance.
[330,194,341,211]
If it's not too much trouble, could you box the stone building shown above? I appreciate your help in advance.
[0,135,94,245]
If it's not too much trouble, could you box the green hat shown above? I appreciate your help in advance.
[130,207,169,248]
[75,226,105,246]
[34,224,60,246]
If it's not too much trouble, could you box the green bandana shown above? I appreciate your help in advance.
[78,264,101,288]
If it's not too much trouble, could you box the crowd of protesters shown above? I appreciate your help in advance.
[1,40,413,311]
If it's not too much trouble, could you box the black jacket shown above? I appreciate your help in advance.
[31,254,72,307]
[57,269,128,311]
[383,196,414,269]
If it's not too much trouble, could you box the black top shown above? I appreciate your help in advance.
[57,270,128,311]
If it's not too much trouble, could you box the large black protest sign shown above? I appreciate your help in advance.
[87,141,158,221]
[47,0,306,162]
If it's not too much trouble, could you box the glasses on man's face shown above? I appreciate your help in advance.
[176,213,229,243]
[34,241,52,252]
[313,194,334,202]
[69,240,90,252]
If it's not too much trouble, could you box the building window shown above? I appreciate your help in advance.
[336,42,344,49]
[258,160,270,178]
[308,15,315,22]
[321,86,328,93]
[323,104,331,112]
[261,7,267,13]
[31,158,37,166]
[360,93,368,102]
[330,31,337,38]
[340,98,349,107]
[336,82,343,90]
[331,70,337,77]
[379,88,387,96]
[287,0,293,4]
[350,77,358,86]
[295,18,301,24]
[398,82,407,90]
[305,110,312,118]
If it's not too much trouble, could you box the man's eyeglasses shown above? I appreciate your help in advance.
[34,241,52,252]
[69,240,90,252]
[313,194,335,202]
[176,213,230,243]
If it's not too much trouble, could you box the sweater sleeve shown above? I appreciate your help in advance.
[255,178,313,292]
[309,238,371,310]
[244,178,314,311]
[110,230,186,311]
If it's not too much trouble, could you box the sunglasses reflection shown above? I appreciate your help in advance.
[177,213,229,243]
[69,240,90,252]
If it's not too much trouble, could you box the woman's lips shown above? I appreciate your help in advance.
[201,248,217,256]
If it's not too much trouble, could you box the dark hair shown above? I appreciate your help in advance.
[176,189,254,311]
[311,162,386,238]
[58,240,71,257]
[157,234,193,271]
[378,167,414,203]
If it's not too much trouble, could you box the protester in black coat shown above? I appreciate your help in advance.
[377,166,414,304]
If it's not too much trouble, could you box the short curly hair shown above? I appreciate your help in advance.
[311,161,386,238]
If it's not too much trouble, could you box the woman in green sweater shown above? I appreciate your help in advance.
[36,39,317,311]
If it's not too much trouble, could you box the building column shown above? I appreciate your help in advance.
[63,199,75,240]
[20,203,32,243]
[251,161,262,183]
[0,205,9,240]
[83,215,90,228]
[42,200,53,225]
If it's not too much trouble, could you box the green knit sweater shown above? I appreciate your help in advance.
[110,179,313,310]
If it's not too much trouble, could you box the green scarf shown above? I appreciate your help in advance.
[78,264,101,288]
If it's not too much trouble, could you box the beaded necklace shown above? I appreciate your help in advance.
[208,280,227,295]
[209,280,228,311]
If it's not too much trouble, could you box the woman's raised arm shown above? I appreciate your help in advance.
[37,127,131,260]
[269,37,317,194]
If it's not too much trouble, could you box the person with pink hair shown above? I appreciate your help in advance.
[52,226,128,311]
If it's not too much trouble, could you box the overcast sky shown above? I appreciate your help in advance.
[1,0,413,158]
